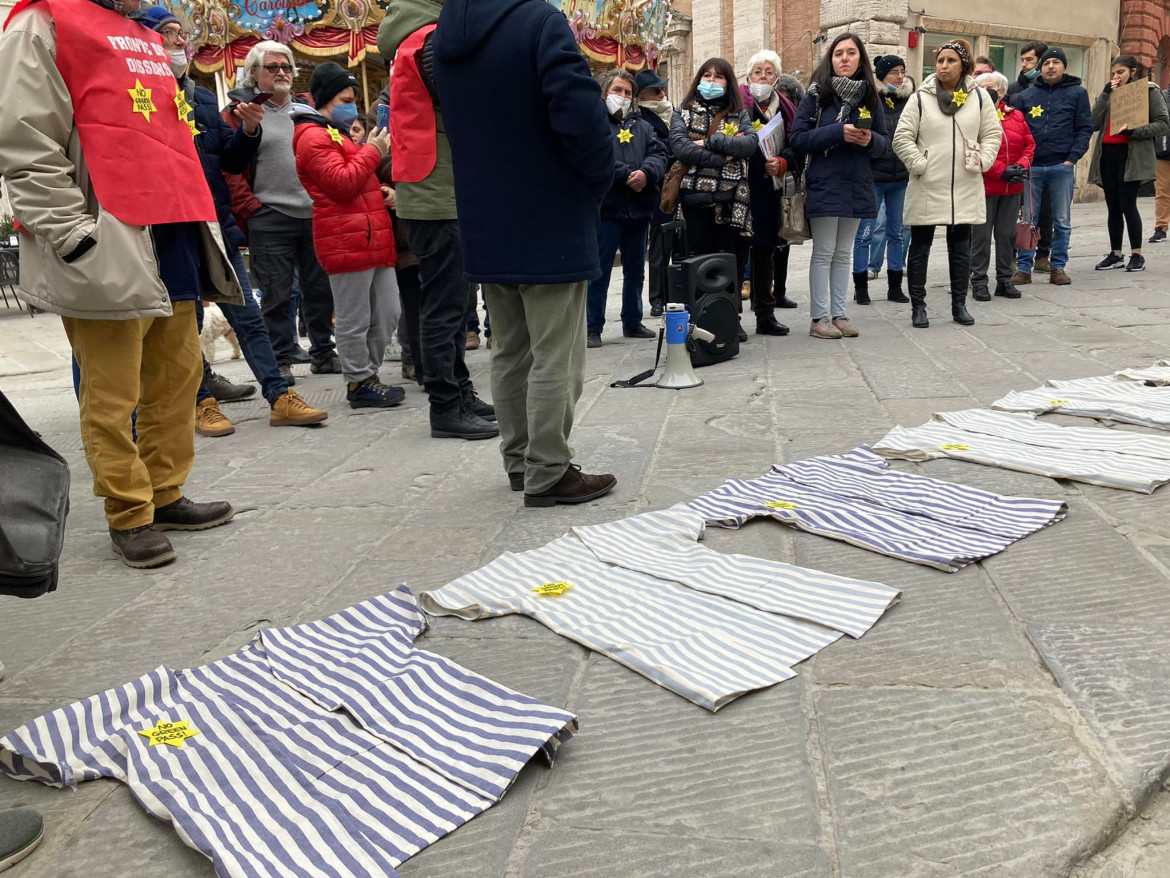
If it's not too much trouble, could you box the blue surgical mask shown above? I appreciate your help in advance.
[332,102,358,126]
[697,81,725,101]
[1024,67,1040,81]
[886,82,898,91]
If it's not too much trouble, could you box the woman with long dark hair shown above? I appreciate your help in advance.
[1088,54,1170,273]
[790,32,887,339]
[669,56,759,340]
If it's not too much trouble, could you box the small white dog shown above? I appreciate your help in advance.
[200,302,241,363]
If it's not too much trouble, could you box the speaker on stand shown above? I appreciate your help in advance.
[666,252,740,367]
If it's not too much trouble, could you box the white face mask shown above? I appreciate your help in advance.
[749,81,774,102]
[168,48,189,78]
[606,93,632,118]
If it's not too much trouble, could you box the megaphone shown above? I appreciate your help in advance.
[658,304,715,389]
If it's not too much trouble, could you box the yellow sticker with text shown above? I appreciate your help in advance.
[327,126,346,145]
[138,719,200,748]
[765,500,797,510]
[534,581,573,597]
[1049,399,1071,406]
[129,79,157,122]
[720,121,738,137]
[941,443,969,451]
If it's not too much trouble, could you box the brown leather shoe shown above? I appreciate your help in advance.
[1012,271,1032,285]
[1049,268,1071,285]
[110,525,176,569]
[1035,256,1052,273]
[153,497,235,531]
[270,389,328,427]
[195,398,235,437]
[466,331,481,351]
[524,465,617,507]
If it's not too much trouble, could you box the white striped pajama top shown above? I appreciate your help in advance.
[993,374,1170,429]
[1116,361,1170,385]
[0,589,577,877]
[685,447,1066,571]
[874,409,1170,493]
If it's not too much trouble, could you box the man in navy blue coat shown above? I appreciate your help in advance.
[433,0,618,508]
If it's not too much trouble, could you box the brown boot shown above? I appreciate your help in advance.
[110,525,176,569]
[1012,270,1032,285]
[466,331,481,351]
[195,398,235,437]
[270,389,328,427]
[524,465,617,507]
[153,497,235,531]
[1049,269,1071,285]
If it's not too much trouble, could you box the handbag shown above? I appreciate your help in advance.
[779,105,820,242]
[659,110,729,215]
[1015,171,1040,250]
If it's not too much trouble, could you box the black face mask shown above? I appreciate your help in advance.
[986,88,999,104]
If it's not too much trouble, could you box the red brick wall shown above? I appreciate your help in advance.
[1121,0,1170,82]
[773,0,819,75]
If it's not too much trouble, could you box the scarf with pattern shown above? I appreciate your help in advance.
[678,104,753,235]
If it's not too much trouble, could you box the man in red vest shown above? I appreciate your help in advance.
[0,0,245,568]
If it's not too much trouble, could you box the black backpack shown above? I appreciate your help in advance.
[0,390,70,598]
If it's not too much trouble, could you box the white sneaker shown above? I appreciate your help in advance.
[384,333,403,363]
[866,269,878,280]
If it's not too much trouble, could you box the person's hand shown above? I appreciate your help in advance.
[233,101,265,136]
[381,185,396,209]
[1117,123,1129,133]
[1064,160,1076,166]
[843,124,872,146]
[626,170,647,191]
[367,127,390,157]
[1002,163,1025,182]
[1104,82,1113,94]
[764,156,788,177]
[693,138,706,148]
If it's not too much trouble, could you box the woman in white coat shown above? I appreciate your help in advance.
[893,39,1002,328]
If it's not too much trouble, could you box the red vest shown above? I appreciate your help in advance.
[389,24,438,184]
[4,0,215,226]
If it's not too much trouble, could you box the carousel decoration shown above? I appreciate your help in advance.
[558,0,670,70]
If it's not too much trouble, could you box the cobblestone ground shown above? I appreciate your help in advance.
[2,201,1170,877]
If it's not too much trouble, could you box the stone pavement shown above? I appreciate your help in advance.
[2,200,1170,877]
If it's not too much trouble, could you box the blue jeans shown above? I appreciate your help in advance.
[197,249,287,404]
[1017,163,1075,272]
[587,217,648,334]
[854,181,907,273]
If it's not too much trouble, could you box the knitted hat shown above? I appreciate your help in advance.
[1038,46,1067,69]
[874,55,905,81]
[138,4,181,31]
[310,62,359,109]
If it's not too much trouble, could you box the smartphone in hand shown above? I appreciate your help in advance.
[855,115,873,130]
[250,92,274,105]
[376,104,390,132]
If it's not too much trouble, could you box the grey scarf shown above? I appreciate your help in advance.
[830,76,867,122]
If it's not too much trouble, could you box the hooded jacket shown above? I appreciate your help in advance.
[432,0,613,284]
[1016,74,1093,167]
[983,102,1035,197]
[1088,81,1170,186]
[377,0,456,220]
[871,79,913,183]
[291,107,396,275]
[893,75,1002,227]
[601,108,669,221]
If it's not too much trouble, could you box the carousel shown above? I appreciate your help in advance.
[165,0,673,107]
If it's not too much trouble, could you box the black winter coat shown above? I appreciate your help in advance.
[790,91,888,220]
[642,109,675,225]
[1016,75,1093,167]
[601,110,669,222]
[870,84,911,183]
[433,0,613,284]
[744,96,799,245]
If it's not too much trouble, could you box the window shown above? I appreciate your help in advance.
[990,38,1086,84]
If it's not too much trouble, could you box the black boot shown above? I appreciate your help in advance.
[971,285,990,302]
[755,312,790,336]
[887,269,909,303]
[430,405,500,440]
[948,239,975,325]
[907,242,929,328]
[852,272,871,305]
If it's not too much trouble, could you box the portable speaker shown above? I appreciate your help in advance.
[667,252,737,308]
[667,253,739,367]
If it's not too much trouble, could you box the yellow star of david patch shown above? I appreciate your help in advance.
[751,119,764,131]
[617,127,634,144]
[1030,105,1044,118]
[885,96,895,109]
[997,108,1006,121]
[533,581,572,597]
[720,121,739,137]
[129,79,157,122]
[174,89,197,137]
[858,107,872,119]
[138,719,200,748]
[327,126,345,145]
[951,89,968,108]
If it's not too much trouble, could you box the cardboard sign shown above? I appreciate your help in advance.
[1111,79,1150,132]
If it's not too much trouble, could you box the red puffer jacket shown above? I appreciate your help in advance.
[984,103,1036,197]
[291,112,396,275]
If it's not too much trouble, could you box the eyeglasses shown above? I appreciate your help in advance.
[161,28,190,40]
[262,64,294,74]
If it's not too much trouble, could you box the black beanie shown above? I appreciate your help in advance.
[310,62,358,109]
[874,55,905,81]
[1038,46,1067,69]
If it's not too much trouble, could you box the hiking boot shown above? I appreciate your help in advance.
[1050,268,1072,285]
[109,525,176,568]
[1150,227,1167,243]
[347,377,405,409]
[270,389,328,427]
[524,464,617,507]
[971,285,990,302]
[587,331,602,348]
[623,323,656,339]
[1035,256,1052,273]
[0,808,45,871]
[509,472,524,492]
[430,406,499,440]
[466,331,481,351]
[755,314,790,336]
[809,318,842,339]
[206,371,256,402]
[278,364,297,387]
[1012,270,1032,285]
[1126,253,1146,272]
[310,352,343,374]
[852,272,871,305]
[887,270,909,303]
[195,398,235,437]
[832,317,859,338]
[288,346,311,364]
[153,497,235,531]
[1095,252,1125,271]
[994,280,1021,299]
[775,294,799,308]
[465,391,496,422]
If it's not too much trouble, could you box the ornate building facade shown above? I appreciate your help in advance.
[1120,0,1170,83]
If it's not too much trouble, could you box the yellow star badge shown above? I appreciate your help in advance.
[617,127,634,144]
[174,90,197,137]
[138,719,200,748]
[1030,105,1044,118]
[533,581,573,597]
[858,107,872,120]
[327,126,345,145]
[128,79,157,123]
[720,121,738,136]
[997,108,1006,121]
[951,89,968,108]
[751,119,764,131]
[885,96,895,109]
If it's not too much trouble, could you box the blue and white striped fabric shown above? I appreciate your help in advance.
[420,509,901,710]
[874,409,1170,493]
[1116,360,1170,385]
[685,447,1066,571]
[993,374,1170,429]
[0,589,577,877]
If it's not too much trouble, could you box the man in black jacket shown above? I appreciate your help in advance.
[636,69,675,318]
[1008,40,1054,270]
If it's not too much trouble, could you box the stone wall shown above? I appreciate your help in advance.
[1120,0,1169,81]
[820,0,908,61]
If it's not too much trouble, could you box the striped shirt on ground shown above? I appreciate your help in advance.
[420,507,900,711]
[0,589,577,878]
[685,447,1067,571]
[993,370,1170,429]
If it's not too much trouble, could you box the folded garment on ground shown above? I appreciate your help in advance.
[1115,360,1170,385]
[993,373,1170,429]
[0,589,576,878]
